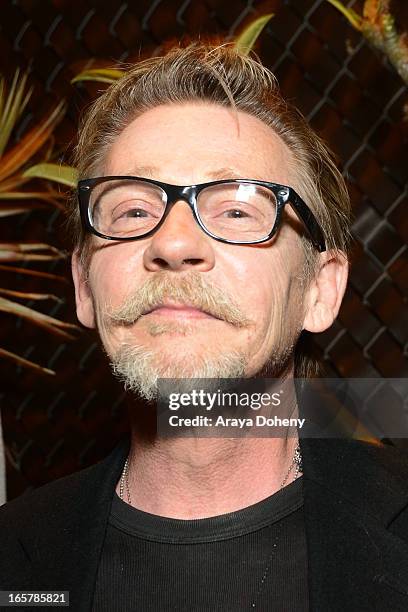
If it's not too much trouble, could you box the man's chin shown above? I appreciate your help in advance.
[109,343,247,402]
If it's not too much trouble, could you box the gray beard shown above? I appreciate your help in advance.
[110,342,248,402]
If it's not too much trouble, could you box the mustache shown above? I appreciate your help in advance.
[105,271,252,328]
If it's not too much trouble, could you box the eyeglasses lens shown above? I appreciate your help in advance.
[88,179,277,241]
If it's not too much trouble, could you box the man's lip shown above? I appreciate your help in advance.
[141,303,220,320]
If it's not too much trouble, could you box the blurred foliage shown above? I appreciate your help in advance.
[0,72,68,214]
[71,14,275,86]
[0,71,80,375]
[70,67,124,85]
[27,13,276,191]
[234,13,274,55]
[23,162,78,188]
[327,0,408,85]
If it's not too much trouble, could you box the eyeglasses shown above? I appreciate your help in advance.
[77,176,326,252]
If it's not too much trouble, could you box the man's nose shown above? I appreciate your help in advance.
[143,201,215,272]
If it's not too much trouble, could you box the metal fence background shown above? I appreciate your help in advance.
[0,0,407,500]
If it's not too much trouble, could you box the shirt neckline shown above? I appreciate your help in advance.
[110,476,303,544]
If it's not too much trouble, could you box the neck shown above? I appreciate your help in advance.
[118,376,301,519]
[119,434,300,519]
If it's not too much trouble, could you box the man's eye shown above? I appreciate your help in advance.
[110,201,160,221]
[222,208,251,219]
[120,208,150,218]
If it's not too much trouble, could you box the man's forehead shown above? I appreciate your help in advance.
[102,103,296,187]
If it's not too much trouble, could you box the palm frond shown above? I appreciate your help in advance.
[71,67,124,85]
[0,288,63,302]
[234,14,275,55]
[0,72,76,380]
[0,203,49,217]
[326,0,363,30]
[0,347,56,376]
[0,189,64,209]
[0,100,66,183]
[0,264,67,282]
[23,163,78,188]
[327,0,408,85]
[0,174,29,192]
[0,242,66,262]
[0,71,33,157]
[0,296,80,340]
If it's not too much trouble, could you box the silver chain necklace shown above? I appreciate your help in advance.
[119,443,303,608]
[120,443,302,504]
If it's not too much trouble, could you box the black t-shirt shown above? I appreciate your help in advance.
[92,477,308,611]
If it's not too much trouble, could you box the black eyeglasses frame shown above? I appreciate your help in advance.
[77,176,326,252]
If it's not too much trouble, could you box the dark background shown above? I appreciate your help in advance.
[0,0,407,500]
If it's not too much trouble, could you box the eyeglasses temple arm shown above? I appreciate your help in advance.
[288,190,326,253]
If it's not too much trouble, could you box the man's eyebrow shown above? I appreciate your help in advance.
[206,167,247,181]
[120,165,159,178]
[207,168,272,182]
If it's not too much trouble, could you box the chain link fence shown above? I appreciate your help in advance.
[0,0,407,500]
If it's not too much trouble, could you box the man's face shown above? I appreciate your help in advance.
[73,102,315,398]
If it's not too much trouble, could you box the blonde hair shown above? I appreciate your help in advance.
[69,41,352,376]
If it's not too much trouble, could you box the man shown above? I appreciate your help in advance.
[1,43,408,611]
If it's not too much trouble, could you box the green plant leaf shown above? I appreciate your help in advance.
[326,0,363,31]
[0,74,78,378]
[234,14,274,55]
[0,101,66,183]
[23,163,78,187]
[0,71,32,157]
[71,68,124,85]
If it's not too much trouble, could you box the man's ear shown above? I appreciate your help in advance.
[71,250,95,329]
[303,250,348,333]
